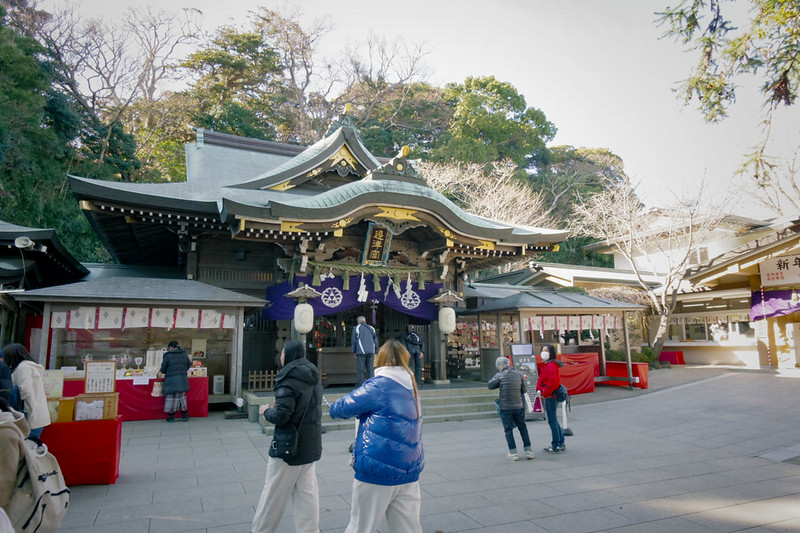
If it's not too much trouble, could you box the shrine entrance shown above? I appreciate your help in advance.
[311,303,428,386]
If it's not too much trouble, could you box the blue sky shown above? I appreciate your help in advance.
[48,0,800,219]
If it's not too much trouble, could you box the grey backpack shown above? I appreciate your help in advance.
[6,425,70,533]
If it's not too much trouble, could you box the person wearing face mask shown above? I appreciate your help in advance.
[536,344,565,453]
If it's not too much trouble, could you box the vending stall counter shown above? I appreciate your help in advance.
[63,376,209,421]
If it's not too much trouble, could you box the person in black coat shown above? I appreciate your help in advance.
[252,340,323,533]
[401,325,425,387]
[0,350,12,403]
[160,341,191,422]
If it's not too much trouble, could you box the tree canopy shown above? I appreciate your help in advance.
[658,1,800,210]
[0,4,108,261]
[431,76,557,167]
[0,1,623,268]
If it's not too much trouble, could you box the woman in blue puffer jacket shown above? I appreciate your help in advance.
[329,340,424,533]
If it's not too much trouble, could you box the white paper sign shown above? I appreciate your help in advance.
[760,253,800,287]
[84,361,116,394]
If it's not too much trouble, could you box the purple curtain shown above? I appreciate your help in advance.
[751,289,800,321]
[263,274,442,321]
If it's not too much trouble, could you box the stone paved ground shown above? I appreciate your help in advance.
[58,365,800,532]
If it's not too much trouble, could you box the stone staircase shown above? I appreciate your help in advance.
[249,385,499,436]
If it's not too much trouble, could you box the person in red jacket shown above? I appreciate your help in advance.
[536,344,565,453]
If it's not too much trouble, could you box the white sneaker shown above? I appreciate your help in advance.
[506,452,519,461]
[525,450,535,460]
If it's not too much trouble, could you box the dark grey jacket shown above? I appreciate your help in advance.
[487,367,526,410]
[160,348,191,395]
[352,323,378,355]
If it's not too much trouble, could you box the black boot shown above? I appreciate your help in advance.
[166,412,175,423]
[181,410,189,421]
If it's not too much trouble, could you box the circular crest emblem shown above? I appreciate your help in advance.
[321,287,343,308]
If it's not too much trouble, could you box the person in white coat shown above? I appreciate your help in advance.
[3,343,50,440]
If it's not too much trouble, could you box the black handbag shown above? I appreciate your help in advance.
[269,399,312,459]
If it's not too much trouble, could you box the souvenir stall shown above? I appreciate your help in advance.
[13,276,267,416]
[37,365,122,486]
[456,288,645,390]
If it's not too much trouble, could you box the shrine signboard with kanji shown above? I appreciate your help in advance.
[361,222,393,266]
[760,253,800,288]
[85,361,117,394]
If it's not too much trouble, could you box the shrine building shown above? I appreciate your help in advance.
[57,114,568,393]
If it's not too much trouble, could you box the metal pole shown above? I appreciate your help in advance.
[622,311,633,389]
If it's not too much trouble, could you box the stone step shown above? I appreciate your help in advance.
[261,410,500,436]
[256,385,501,435]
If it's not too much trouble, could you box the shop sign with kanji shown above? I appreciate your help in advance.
[361,222,393,267]
[759,253,800,287]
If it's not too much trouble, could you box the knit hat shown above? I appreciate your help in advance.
[495,356,510,370]
[282,340,305,365]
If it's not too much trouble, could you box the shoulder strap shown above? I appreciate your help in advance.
[293,386,316,428]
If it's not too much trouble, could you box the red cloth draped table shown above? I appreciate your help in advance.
[601,361,649,389]
[559,353,600,377]
[659,351,685,364]
[558,362,595,395]
[40,416,122,485]
[63,377,209,421]
[535,356,595,395]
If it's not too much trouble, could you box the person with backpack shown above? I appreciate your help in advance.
[2,344,49,440]
[251,340,322,533]
[351,316,378,387]
[488,356,535,461]
[0,397,29,510]
[537,344,566,453]
[401,325,424,387]
[0,396,70,533]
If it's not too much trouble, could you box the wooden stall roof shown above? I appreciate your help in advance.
[13,277,267,307]
[459,287,645,316]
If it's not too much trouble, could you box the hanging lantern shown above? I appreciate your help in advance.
[294,302,314,334]
[439,307,456,334]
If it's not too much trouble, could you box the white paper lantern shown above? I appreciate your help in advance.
[294,302,314,333]
[439,307,456,334]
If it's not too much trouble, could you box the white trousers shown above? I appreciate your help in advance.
[251,456,320,533]
[344,479,422,533]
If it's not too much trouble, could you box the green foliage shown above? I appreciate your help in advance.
[431,76,556,167]
[604,349,652,364]
[357,82,452,159]
[658,1,800,120]
[536,236,614,268]
[180,26,283,140]
[0,7,106,262]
